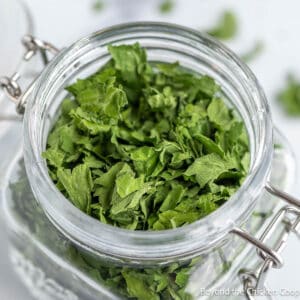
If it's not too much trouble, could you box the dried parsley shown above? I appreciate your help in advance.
[43,43,249,231]
[278,75,300,116]
[92,0,104,12]
[10,160,196,300]
[11,151,278,300]
[241,41,264,63]
[207,10,238,40]
[159,0,175,14]
[205,10,264,63]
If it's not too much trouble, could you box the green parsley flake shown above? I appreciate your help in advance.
[241,41,264,63]
[10,160,197,300]
[207,11,238,40]
[92,0,104,12]
[278,75,300,116]
[43,43,249,233]
[159,0,175,14]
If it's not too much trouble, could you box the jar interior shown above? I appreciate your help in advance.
[42,38,259,161]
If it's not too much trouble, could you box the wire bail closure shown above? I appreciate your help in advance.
[232,182,300,300]
[0,35,59,114]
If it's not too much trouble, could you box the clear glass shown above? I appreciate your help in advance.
[0,4,34,298]
[0,23,295,299]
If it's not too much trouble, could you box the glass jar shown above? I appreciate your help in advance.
[0,23,299,300]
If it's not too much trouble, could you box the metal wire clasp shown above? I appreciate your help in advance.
[232,182,300,300]
[0,35,59,114]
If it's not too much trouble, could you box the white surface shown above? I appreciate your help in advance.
[0,0,32,75]
[1,0,300,299]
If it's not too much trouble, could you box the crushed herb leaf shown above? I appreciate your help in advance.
[43,43,249,233]
[278,75,300,116]
[10,160,195,300]
[10,155,277,300]
[207,10,238,40]
[159,0,175,14]
[205,10,263,64]
[241,41,264,63]
[92,0,104,12]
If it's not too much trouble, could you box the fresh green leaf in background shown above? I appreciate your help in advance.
[207,10,238,40]
[278,75,300,116]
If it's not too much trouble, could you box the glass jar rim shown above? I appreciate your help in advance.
[23,22,273,262]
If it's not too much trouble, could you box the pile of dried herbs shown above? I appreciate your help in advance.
[10,160,198,300]
[43,43,250,232]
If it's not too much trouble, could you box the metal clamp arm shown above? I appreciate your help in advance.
[0,35,59,114]
[232,183,300,300]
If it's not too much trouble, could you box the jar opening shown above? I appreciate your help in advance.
[24,22,273,263]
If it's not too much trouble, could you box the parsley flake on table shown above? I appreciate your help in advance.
[92,0,104,12]
[278,75,300,116]
[207,10,238,40]
[159,0,175,14]
[241,41,264,63]
[43,43,249,231]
